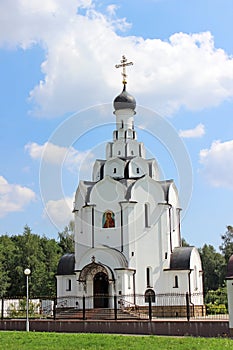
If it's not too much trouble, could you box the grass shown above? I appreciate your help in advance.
[0,332,232,350]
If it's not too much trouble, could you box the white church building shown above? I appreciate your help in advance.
[56,56,204,316]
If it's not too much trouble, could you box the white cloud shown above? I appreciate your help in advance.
[179,123,205,138]
[106,4,118,16]
[25,141,94,173]
[199,140,233,189]
[43,195,74,227]
[0,175,36,217]
[0,1,233,117]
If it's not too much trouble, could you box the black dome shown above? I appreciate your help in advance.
[113,85,136,111]
[57,253,75,275]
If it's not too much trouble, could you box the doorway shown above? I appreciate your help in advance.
[93,272,109,308]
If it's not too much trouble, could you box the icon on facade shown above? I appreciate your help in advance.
[102,211,115,228]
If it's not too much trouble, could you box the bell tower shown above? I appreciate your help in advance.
[106,55,146,160]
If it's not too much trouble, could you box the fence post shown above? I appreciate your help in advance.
[1,298,4,319]
[186,292,190,322]
[148,295,152,321]
[53,297,56,320]
[83,295,86,320]
[114,295,117,320]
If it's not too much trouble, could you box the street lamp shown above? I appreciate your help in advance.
[24,268,31,332]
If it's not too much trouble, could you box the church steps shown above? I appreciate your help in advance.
[55,307,146,320]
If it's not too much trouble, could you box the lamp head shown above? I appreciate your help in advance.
[24,268,31,276]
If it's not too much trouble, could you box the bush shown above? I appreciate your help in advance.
[8,298,40,318]
[206,303,228,315]
[205,287,228,315]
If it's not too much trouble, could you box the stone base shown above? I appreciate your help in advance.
[137,305,206,318]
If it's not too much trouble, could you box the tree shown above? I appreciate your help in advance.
[181,238,190,247]
[0,250,10,297]
[58,221,75,254]
[10,225,47,296]
[199,244,225,294]
[0,235,17,296]
[220,225,233,263]
[40,236,62,296]
[0,226,63,297]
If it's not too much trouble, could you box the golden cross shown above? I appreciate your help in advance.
[115,55,133,85]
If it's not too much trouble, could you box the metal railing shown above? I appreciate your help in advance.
[0,293,229,321]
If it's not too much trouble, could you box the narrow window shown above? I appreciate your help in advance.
[128,275,131,289]
[174,275,179,288]
[139,144,142,156]
[113,167,116,174]
[131,252,134,257]
[165,252,168,259]
[118,150,121,155]
[145,203,150,227]
[136,167,140,174]
[131,150,134,155]
[121,120,124,128]
[66,279,72,291]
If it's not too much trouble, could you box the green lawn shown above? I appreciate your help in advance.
[0,332,232,350]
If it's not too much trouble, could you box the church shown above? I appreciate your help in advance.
[56,56,204,316]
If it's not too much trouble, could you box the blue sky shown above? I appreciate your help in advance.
[0,0,233,250]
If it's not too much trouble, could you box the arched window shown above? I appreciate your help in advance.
[145,203,150,227]
[174,275,179,288]
[194,265,198,290]
[102,210,115,228]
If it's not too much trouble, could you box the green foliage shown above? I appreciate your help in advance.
[58,220,75,254]
[199,244,226,294]
[0,225,63,297]
[8,298,40,318]
[181,238,190,247]
[205,287,228,315]
[206,303,227,315]
[0,250,10,297]
[220,225,233,262]
[205,287,228,305]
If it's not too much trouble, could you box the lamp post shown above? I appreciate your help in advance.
[24,268,31,332]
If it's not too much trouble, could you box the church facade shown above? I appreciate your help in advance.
[56,57,204,315]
